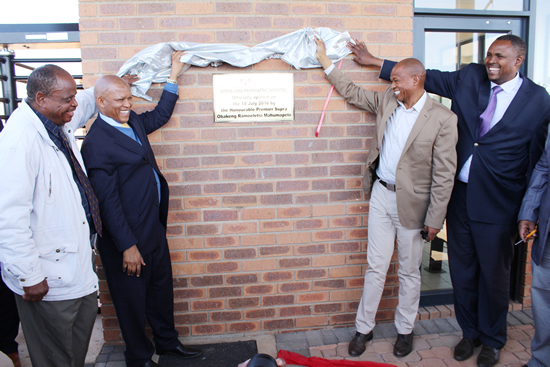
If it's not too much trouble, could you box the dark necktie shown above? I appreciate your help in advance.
[479,85,503,138]
[58,130,103,237]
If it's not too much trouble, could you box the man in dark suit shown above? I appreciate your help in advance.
[81,51,201,367]
[347,35,550,367]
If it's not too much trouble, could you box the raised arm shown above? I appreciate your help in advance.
[315,36,383,114]
[347,39,384,68]
[139,51,186,135]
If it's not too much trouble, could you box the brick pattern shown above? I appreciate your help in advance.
[81,0,420,342]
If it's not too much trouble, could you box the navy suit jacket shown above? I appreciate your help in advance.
[81,90,178,255]
[381,61,550,225]
[519,122,550,265]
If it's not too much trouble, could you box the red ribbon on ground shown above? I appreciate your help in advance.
[277,350,393,367]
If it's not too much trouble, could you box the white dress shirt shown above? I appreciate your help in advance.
[376,93,427,184]
[325,64,427,184]
[457,72,523,182]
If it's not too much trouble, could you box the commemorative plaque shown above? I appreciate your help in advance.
[213,73,294,123]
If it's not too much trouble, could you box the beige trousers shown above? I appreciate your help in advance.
[355,180,424,335]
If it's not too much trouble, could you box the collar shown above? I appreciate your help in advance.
[30,105,63,137]
[397,91,427,113]
[491,72,522,93]
[100,113,130,129]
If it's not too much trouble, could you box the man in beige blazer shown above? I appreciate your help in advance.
[315,38,458,358]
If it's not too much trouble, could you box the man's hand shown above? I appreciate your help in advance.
[238,358,286,367]
[122,245,146,277]
[518,220,536,242]
[121,74,139,86]
[22,278,49,302]
[347,39,383,68]
[169,51,187,81]
[423,226,440,242]
[314,36,333,70]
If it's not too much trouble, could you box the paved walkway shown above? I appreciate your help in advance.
[2,310,533,367]
[275,310,534,367]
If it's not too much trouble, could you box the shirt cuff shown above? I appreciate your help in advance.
[324,64,335,76]
[164,82,179,95]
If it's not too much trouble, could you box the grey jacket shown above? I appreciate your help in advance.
[519,122,550,265]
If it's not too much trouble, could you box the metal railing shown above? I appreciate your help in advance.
[0,47,83,129]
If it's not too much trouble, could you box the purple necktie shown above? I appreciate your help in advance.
[479,85,503,138]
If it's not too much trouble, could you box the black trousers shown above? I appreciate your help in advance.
[446,181,516,349]
[98,236,179,367]
[0,268,19,355]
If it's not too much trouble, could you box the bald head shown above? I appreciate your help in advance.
[95,75,129,99]
[390,58,427,109]
[394,58,426,86]
[95,75,133,124]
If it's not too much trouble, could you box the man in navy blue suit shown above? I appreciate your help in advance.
[81,52,201,367]
[347,35,550,367]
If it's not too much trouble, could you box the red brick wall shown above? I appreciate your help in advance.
[79,0,414,342]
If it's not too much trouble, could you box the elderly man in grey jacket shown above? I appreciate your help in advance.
[518,119,550,367]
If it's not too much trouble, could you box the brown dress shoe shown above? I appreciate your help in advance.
[454,337,481,361]
[393,332,414,357]
[7,352,20,367]
[348,331,373,356]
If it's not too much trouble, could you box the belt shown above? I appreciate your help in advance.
[378,179,396,192]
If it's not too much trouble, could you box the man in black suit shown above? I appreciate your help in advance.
[347,35,550,367]
[81,51,201,367]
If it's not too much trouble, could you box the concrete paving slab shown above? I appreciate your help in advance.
[377,323,398,339]
[446,317,462,333]
[512,310,534,325]
[333,327,353,343]
[432,318,454,333]
[522,309,533,318]
[507,313,523,327]
[320,329,339,345]
[304,330,323,347]
[275,332,307,345]
[418,320,440,334]
[413,322,429,336]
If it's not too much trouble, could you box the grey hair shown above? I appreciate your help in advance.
[26,64,66,104]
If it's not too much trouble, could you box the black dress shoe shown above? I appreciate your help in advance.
[348,331,373,356]
[454,337,481,361]
[141,360,159,367]
[156,344,202,359]
[393,332,414,357]
[477,345,500,367]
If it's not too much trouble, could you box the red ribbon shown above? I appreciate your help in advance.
[277,349,394,367]
[316,59,344,137]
